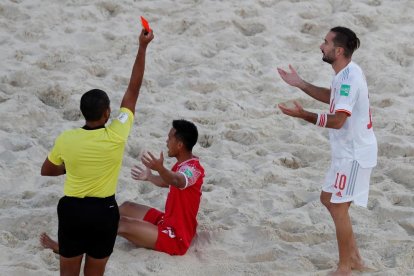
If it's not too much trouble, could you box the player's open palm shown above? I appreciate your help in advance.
[131,165,151,181]
[141,151,164,172]
[277,64,303,88]
[278,101,304,118]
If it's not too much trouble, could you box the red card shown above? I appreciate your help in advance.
[141,16,151,32]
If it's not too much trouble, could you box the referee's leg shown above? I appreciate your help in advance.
[84,255,110,276]
[60,255,83,276]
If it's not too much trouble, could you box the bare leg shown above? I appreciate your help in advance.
[118,201,152,220]
[349,232,364,270]
[321,191,356,276]
[40,232,59,254]
[84,255,110,276]
[60,255,83,276]
[117,216,158,249]
[329,202,353,275]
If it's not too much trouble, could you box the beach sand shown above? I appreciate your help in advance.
[0,0,413,275]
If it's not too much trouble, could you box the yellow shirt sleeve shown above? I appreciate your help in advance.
[48,135,64,165]
[106,107,134,141]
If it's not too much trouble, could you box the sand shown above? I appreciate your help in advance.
[0,0,413,275]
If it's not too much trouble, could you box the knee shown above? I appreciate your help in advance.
[117,216,129,235]
[119,201,133,214]
[328,202,351,220]
[320,193,331,209]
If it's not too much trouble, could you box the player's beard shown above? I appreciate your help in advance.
[322,49,335,64]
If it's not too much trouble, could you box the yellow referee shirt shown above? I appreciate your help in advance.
[48,107,133,198]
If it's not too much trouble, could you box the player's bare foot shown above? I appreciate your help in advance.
[350,258,376,272]
[40,232,59,254]
[351,261,365,271]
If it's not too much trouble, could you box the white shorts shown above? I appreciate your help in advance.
[322,159,373,207]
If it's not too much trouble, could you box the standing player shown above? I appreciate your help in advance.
[277,26,377,275]
[40,29,153,276]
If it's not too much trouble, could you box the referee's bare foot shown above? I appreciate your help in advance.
[40,232,59,254]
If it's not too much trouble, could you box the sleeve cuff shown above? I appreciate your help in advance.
[178,172,189,190]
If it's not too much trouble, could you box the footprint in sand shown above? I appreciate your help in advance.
[6,70,33,88]
[202,184,214,192]
[0,231,19,248]
[367,0,382,7]
[39,250,59,271]
[386,193,414,208]
[386,165,414,189]
[97,2,122,18]
[184,100,208,111]
[272,152,302,169]
[376,98,393,108]
[188,81,218,94]
[355,14,377,31]
[330,0,351,13]
[403,43,414,57]
[398,218,414,236]
[16,24,45,43]
[224,129,258,146]
[63,107,82,121]
[138,184,154,195]
[0,3,30,21]
[36,84,69,109]
[232,20,266,37]
[35,50,72,71]
[386,49,411,67]
[193,116,218,126]
[300,22,324,36]
[246,249,281,263]
[85,64,108,78]
[378,141,414,158]
[307,254,336,270]
[198,134,214,148]
[3,137,32,152]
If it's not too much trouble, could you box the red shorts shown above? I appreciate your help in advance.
[143,208,188,255]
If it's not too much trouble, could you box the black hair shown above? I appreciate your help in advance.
[80,89,110,121]
[172,119,198,151]
[330,26,360,58]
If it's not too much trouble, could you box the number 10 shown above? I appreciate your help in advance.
[334,173,347,190]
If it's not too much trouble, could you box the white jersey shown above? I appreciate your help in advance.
[328,61,377,168]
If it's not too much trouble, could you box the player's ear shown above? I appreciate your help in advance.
[335,46,344,57]
[177,140,184,150]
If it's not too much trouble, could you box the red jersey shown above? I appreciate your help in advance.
[162,157,205,249]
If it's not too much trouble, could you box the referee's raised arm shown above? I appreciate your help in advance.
[120,29,154,114]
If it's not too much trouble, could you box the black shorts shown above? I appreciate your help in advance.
[57,195,119,259]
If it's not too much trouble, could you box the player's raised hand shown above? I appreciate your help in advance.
[141,151,164,172]
[278,101,304,118]
[277,65,304,89]
[131,165,152,181]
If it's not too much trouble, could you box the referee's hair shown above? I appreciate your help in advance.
[172,120,198,151]
[80,89,110,121]
[330,26,360,58]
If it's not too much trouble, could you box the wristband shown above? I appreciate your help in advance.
[315,113,327,127]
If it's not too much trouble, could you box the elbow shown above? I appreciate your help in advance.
[40,168,49,176]
[40,166,46,176]
[331,121,345,129]
[41,164,52,176]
